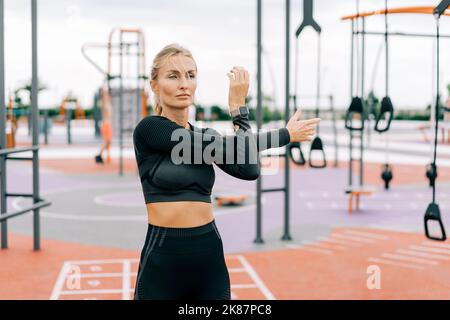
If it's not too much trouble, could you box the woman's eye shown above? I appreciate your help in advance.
[169,75,177,79]
[189,74,196,78]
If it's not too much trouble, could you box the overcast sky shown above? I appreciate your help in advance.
[3,0,450,110]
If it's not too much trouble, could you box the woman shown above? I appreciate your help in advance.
[133,43,320,300]
[95,86,113,164]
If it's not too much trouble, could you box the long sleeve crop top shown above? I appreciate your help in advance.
[133,112,291,204]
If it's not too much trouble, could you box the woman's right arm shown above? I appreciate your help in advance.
[133,115,261,180]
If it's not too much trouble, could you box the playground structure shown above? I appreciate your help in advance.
[82,28,149,175]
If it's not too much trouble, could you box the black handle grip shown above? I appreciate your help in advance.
[424,203,447,241]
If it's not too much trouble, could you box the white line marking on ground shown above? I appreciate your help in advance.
[409,245,450,255]
[78,273,138,278]
[301,240,347,251]
[343,230,389,240]
[236,255,276,300]
[287,244,334,255]
[50,262,70,300]
[381,253,438,265]
[421,241,450,250]
[317,237,362,247]
[229,268,246,273]
[367,257,424,270]
[122,260,131,300]
[66,259,139,265]
[331,233,376,243]
[60,289,124,295]
[396,249,450,261]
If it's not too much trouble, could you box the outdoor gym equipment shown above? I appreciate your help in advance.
[295,0,326,169]
[375,0,395,190]
[424,0,449,241]
[0,0,51,251]
[342,1,449,238]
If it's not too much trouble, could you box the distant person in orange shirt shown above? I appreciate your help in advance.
[95,86,113,164]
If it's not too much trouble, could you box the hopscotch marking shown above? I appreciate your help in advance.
[122,260,131,300]
[51,256,275,300]
[228,255,276,300]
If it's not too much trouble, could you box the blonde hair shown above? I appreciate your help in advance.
[150,43,197,116]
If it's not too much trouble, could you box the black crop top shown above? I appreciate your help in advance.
[133,113,291,204]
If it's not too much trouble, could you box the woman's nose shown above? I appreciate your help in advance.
[178,77,190,88]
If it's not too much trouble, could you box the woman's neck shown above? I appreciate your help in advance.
[161,107,190,130]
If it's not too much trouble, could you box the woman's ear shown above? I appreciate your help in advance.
[150,80,159,94]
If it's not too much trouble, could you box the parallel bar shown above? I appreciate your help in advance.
[5,193,34,198]
[31,0,41,251]
[0,201,51,223]
[0,0,7,249]
[0,145,38,156]
[261,153,287,158]
[262,187,286,193]
[282,0,291,241]
[6,157,33,161]
[255,0,263,244]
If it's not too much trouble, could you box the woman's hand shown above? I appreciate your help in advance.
[286,109,321,142]
[227,66,250,111]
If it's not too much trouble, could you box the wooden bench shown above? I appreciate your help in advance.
[215,194,247,207]
[345,187,375,214]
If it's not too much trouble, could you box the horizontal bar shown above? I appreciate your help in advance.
[261,153,287,158]
[0,146,39,156]
[108,75,148,80]
[0,201,51,223]
[262,187,286,193]
[354,30,450,38]
[6,156,33,161]
[108,51,142,57]
[5,193,34,198]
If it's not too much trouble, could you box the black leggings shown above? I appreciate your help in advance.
[134,219,231,300]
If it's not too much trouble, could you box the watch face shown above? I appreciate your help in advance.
[240,106,249,116]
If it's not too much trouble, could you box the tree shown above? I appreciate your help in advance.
[14,78,48,109]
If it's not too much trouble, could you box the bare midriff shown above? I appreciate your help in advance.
[146,201,214,228]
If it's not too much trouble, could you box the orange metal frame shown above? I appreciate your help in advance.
[342,6,450,20]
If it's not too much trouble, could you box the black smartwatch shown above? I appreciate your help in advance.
[230,106,249,118]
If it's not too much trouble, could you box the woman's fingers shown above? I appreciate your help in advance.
[292,108,302,121]
[301,118,321,126]
[231,66,250,83]
[243,69,249,83]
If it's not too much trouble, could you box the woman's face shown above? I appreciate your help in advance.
[151,55,197,110]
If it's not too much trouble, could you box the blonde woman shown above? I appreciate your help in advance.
[133,43,320,300]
